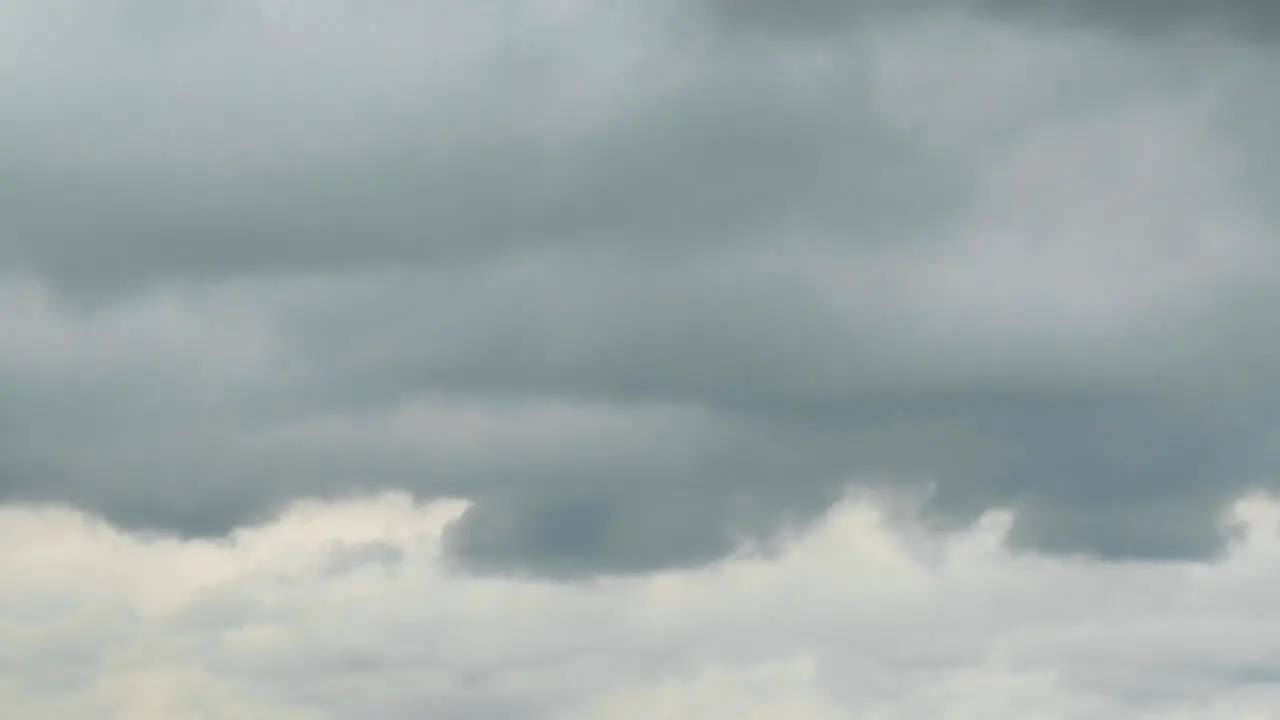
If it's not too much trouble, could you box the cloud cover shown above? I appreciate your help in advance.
[702,0,1280,40]
[4,491,1280,718]
[3,0,1279,573]
[5,0,1280,714]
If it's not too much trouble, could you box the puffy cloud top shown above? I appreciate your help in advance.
[5,491,1280,718]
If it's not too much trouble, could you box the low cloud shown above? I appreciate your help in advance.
[700,0,1280,41]
[3,0,1280,578]
[4,491,1280,718]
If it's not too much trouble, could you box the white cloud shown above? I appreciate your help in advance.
[3,489,1279,718]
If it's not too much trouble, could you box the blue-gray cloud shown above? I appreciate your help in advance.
[0,0,1277,576]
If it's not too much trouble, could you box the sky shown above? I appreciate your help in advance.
[2,0,1279,717]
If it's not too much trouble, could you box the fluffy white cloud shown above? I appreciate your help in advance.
[3,490,1280,718]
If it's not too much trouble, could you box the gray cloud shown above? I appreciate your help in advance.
[0,0,949,294]
[1,0,1279,579]
[699,0,1280,40]
[2,270,1270,572]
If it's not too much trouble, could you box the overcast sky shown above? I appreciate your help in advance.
[3,0,1280,717]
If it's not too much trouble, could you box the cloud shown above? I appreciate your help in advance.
[9,3,1280,713]
[0,0,931,291]
[699,0,1280,41]
[13,1,1273,292]
[2,0,1280,576]
[1,263,1272,573]
[4,491,1280,718]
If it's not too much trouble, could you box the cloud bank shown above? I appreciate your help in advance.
[3,1,1280,713]
[3,0,1279,574]
[4,491,1280,718]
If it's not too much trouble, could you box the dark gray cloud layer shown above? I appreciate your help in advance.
[702,0,1280,40]
[1,8,945,294]
[1,0,1278,576]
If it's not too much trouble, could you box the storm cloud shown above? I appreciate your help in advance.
[3,0,1280,584]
